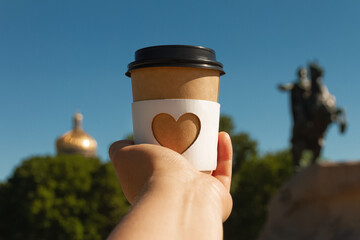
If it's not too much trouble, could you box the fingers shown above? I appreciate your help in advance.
[109,140,154,204]
[108,141,187,204]
[109,140,134,160]
[212,132,233,192]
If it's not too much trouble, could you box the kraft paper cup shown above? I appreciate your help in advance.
[130,66,220,102]
[126,45,225,172]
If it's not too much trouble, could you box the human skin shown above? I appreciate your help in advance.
[107,132,233,240]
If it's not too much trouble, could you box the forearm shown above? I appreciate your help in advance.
[107,179,223,240]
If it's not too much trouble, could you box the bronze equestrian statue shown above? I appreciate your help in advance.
[278,63,347,170]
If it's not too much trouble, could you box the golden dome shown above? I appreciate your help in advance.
[56,113,97,158]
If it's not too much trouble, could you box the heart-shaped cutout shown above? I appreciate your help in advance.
[152,113,201,154]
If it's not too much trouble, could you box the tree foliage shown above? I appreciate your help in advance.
[220,115,258,171]
[0,115,294,240]
[224,150,293,240]
[219,115,235,135]
[219,115,293,240]
[0,155,129,240]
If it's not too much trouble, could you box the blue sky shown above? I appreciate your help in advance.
[1,0,359,181]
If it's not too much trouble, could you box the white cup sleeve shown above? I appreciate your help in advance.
[132,99,220,171]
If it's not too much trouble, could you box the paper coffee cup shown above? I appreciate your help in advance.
[126,45,225,171]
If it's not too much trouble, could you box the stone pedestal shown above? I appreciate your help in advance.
[258,162,360,240]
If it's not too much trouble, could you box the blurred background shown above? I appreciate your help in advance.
[1,0,359,239]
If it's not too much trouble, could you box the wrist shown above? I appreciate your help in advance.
[139,172,224,239]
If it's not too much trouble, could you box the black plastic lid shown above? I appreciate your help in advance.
[125,45,225,77]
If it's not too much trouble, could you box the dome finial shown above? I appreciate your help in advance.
[73,112,83,130]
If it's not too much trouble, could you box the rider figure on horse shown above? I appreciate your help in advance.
[278,63,347,170]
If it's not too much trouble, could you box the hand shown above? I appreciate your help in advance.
[278,83,293,91]
[109,132,233,222]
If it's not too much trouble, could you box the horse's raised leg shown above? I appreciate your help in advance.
[311,144,322,164]
[292,143,303,169]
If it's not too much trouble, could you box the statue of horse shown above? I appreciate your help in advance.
[279,63,347,170]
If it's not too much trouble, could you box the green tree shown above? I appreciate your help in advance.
[218,115,293,240]
[219,115,235,135]
[231,133,258,173]
[219,115,258,172]
[224,149,293,240]
[0,155,130,240]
